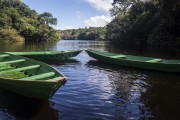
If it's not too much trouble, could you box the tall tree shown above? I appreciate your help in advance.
[40,12,57,26]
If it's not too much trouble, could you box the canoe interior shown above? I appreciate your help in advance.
[0,52,65,81]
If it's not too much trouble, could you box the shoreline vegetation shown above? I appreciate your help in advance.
[0,0,60,42]
[106,0,180,52]
[60,27,106,40]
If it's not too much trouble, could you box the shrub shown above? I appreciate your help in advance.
[0,28,24,42]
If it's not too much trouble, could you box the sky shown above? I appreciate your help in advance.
[22,0,113,30]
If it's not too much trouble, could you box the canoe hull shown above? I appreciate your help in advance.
[7,50,81,63]
[86,50,180,73]
[0,78,66,99]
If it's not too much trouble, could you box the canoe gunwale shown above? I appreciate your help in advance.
[0,77,67,83]
[6,50,82,55]
[88,50,179,65]
[6,50,82,63]
[86,50,180,73]
[110,57,177,65]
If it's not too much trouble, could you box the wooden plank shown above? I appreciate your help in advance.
[146,59,162,63]
[0,59,25,65]
[20,72,55,80]
[0,65,40,74]
[109,55,126,58]
[0,54,10,58]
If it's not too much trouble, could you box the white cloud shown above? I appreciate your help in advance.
[84,15,112,27]
[84,0,113,12]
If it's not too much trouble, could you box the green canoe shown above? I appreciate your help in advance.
[0,52,67,99]
[6,50,81,63]
[86,50,180,73]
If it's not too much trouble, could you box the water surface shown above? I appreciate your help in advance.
[0,40,179,120]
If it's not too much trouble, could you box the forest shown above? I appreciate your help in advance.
[107,0,180,50]
[0,0,60,42]
[61,27,106,40]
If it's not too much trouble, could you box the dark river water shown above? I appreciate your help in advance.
[0,40,180,120]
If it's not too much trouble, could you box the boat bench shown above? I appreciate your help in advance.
[20,72,55,80]
[0,64,15,71]
[109,55,126,59]
[146,59,162,63]
[0,65,40,74]
[0,54,10,58]
[0,59,25,65]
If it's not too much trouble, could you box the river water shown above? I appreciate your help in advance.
[0,40,180,120]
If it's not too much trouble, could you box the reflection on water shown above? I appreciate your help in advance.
[54,40,110,51]
[0,88,57,120]
[0,42,25,52]
[0,40,179,120]
[142,73,180,120]
[86,61,152,119]
[0,41,57,52]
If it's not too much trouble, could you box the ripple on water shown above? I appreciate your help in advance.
[50,55,152,120]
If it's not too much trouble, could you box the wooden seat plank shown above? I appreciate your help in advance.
[109,55,126,58]
[0,59,25,65]
[146,59,162,63]
[20,72,55,80]
[0,65,40,74]
[0,54,10,58]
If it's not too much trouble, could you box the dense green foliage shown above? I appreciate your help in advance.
[0,0,60,42]
[61,27,106,40]
[0,28,24,42]
[107,0,180,50]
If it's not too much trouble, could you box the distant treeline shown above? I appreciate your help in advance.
[61,27,106,40]
[0,0,60,42]
[106,0,180,50]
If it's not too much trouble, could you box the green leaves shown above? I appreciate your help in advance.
[0,28,24,42]
[0,0,59,42]
[40,12,58,26]
[61,27,106,40]
[107,0,179,50]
